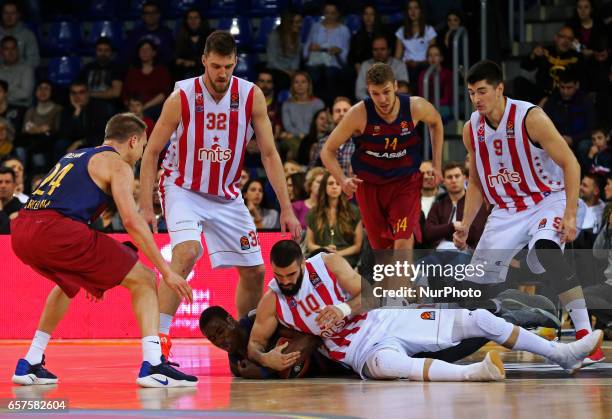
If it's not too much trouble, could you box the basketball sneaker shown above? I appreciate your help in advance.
[137,356,198,388]
[576,328,605,365]
[464,350,505,381]
[12,355,58,385]
[495,289,561,329]
[159,333,172,360]
[550,329,603,373]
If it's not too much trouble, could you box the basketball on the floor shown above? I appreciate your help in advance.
[276,337,311,379]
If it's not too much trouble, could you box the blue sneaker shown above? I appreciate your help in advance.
[136,356,198,388]
[12,355,58,385]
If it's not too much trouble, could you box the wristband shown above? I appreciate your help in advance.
[335,302,351,318]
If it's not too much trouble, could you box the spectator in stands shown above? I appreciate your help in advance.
[256,70,281,139]
[292,166,325,230]
[516,25,583,103]
[0,1,38,67]
[425,162,488,250]
[122,39,173,120]
[79,37,124,118]
[394,0,437,90]
[242,179,280,230]
[310,96,353,176]
[124,1,174,65]
[2,156,26,201]
[397,79,412,94]
[238,169,250,190]
[287,172,306,203]
[348,4,391,74]
[19,80,62,172]
[355,35,408,100]
[0,117,14,159]
[127,97,155,137]
[579,173,606,235]
[586,127,611,175]
[304,1,352,105]
[543,69,595,160]
[306,172,363,267]
[567,0,607,58]
[296,108,331,166]
[0,79,23,133]
[420,160,439,218]
[56,82,107,155]
[283,160,301,177]
[174,8,210,80]
[279,71,325,160]
[583,37,610,94]
[418,44,452,122]
[0,35,33,107]
[91,204,123,233]
[438,9,463,69]
[0,166,22,233]
[266,9,303,91]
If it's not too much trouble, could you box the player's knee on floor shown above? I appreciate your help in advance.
[457,309,513,342]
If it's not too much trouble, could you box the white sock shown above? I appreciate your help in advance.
[25,330,51,365]
[142,336,162,366]
[564,299,592,332]
[512,327,558,359]
[159,313,173,335]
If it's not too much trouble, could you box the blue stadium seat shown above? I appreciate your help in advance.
[291,0,322,14]
[82,21,124,55]
[376,0,402,14]
[47,56,81,87]
[344,14,361,35]
[385,12,404,26]
[205,0,238,18]
[218,17,253,51]
[43,21,81,56]
[248,0,286,16]
[253,16,279,52]
[276,89,290,105]
[119,0,169,19]
[79,0,118,19]
[167,0,203,18]
[233,53,256,81]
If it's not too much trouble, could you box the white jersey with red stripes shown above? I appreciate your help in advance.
[469,98,564,212]
[162,75,255,199]
[268,254,457,376]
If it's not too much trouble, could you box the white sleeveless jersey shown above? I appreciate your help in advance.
[161,75,255,199]
[268,253,368,363]
[469,98,564,212]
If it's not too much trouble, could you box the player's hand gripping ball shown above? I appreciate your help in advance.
[276,337,311,379]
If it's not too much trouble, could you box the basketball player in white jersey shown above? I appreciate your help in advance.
[139,31,301,359]
[248,240,602,381]
[453,60,604,364]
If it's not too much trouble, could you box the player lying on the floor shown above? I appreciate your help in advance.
[247,240,602,381]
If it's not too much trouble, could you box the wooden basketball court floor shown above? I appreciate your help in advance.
[0,338,611,419]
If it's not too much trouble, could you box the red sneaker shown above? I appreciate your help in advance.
[576,329,605,365]
[159,333,172,360]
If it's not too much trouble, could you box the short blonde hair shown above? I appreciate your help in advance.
[305,166,325,194]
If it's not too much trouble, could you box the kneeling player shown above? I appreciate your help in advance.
[248,240,602,381]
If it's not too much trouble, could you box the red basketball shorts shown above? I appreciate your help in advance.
[355,172,423,249]
[11,210,139,298]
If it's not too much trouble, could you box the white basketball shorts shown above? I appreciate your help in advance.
[161,182,264,269]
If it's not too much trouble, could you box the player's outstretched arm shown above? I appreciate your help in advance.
[315,253,363,330]
[526,107,580,242]
[248,291,301,371]
[139,90,181,232]
[454,121,485,250]
[109,158,193,303]
[411,96,444,183]
[252,86,301,240]
[321,103,365,198]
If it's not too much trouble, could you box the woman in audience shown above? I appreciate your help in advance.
[292,166,325,230]
[19,80,62,171]
[297,108,331,166]
[242,179,280,229]
[306,172,363,267]
[174,8,211,80]
[304,1,351,105]
[280,71,325,160]
[438,9,463,68]
[418,44,452,122]
[348,4,389,73]
[567,0,607,58]
[122,40,173,120]
[0,117,14,159]
[267,9,303,91]
[394,0,437,89]
[287,172,306,203]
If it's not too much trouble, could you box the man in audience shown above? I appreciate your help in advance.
[256,70,281,139]
[355,35,409,100]
[124,1,174,65]
[310,97,353,176]
[420,160,439,218]
[0,35,33,107]
[0,166,22,233]
[2,156,26,202]
[0,1,39,67]
[0,79,23,132]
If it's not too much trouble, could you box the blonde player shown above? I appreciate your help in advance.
[453,60,603,364]
[139,31,301,359]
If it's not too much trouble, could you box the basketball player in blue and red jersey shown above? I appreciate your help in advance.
[321,62,444,251]
[10,113,198,387]
[453,60,604,364]
[139,31,301,360]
